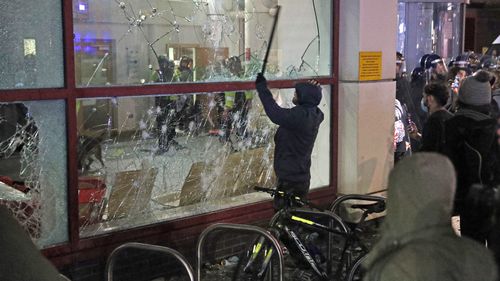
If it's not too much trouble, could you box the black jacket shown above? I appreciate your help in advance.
[256,81,324,182]
[419,109,453,153]
[444,107,497,213]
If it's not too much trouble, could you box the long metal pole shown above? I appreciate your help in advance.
[261,5,281,75]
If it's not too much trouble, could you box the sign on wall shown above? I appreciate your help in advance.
[359,51,382,81]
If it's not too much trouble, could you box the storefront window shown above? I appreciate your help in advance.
[0,1,64,89]
[77,86,331,237]
[0,101,68,247]
[397,1,464,73]
[73,0,332,87]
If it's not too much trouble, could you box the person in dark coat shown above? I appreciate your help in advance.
[410,83,453,153]
[255,73,324,209]
[393,99,412,163]
[490,69,500,119]
[0,205,67,281]
[363,153,497,281]
[409,66,428,131]
[443,70,498,243]
[395,52,417,161]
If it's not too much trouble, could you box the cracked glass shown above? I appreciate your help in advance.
[77,86,331,236]
[0,101,68,248]
[73,0,332,86]
[0,0,64,89]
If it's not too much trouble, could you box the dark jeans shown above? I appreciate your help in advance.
[273,179,310,211]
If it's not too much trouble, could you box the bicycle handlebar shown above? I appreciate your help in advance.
[254,186,323,211]
[254,186,275,194]
[254,186,303,202]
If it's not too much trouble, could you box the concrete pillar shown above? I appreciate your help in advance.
[338,0,397,194]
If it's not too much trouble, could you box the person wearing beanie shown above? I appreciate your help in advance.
[443,69,499,243]
[255,73,324,209]
[457,70,493,111]
[490,70,500,119]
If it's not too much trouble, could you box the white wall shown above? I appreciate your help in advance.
[338,0,397,194]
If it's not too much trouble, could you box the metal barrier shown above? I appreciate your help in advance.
[105,242,195,281]
[196,223,284,281]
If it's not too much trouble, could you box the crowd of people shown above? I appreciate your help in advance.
[386,51,500,280]
[3,48,500,279]
[151,55,255,154]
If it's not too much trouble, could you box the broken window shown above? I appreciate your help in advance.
[0,0,64,89]
[0,101,68,248]
[73,0,332,86]
[77,86,331,237]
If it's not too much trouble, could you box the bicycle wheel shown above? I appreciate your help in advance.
[345,254,367,281]
[232,236,271,281]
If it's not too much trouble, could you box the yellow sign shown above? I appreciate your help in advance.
[359,51,382,81]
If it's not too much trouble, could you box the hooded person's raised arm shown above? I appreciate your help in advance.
[255,73,299,128]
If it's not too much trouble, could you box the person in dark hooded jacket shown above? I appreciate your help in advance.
[255,73,324,209]
[443,70,498,243]
[0,205,68,281]
[363,153,497,281]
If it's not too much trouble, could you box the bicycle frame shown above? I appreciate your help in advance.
[243,187,383,281]
[236,210,345,281]
[243,235,274,278]
[330,194,386,280]
[240,217,333,280]
[282,224,328,280]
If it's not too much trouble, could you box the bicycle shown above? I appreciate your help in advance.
[232,187,385,281]
[329,194,386,281]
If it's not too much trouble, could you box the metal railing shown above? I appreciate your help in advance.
[196,223,284,281]
[105,242,195,281]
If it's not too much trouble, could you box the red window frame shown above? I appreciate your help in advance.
[0,0,340,266]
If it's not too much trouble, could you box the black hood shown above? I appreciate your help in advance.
[295,83,322,107]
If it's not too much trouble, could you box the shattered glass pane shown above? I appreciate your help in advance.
[0,101,68,248]
[73,0,332,87]
[78,86,330,237]
[0,0,64,89]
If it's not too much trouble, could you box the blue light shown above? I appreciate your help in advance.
[79,3,86,11]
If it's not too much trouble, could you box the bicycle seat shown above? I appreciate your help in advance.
[350,201,386,214]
